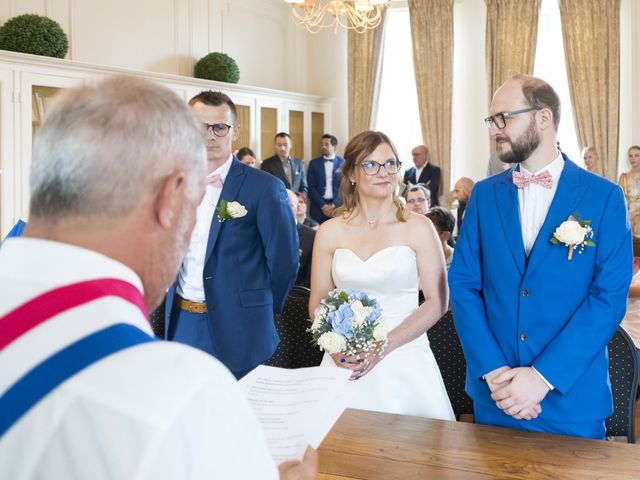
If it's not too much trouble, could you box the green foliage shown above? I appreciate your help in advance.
[0,14,69,58]
[194,52,240,83]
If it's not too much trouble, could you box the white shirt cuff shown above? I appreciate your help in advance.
[532,366,554,391]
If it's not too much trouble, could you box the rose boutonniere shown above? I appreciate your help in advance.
[216,200,247,222]
[550,216,595,260]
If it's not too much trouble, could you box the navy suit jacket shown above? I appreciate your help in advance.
[165,158,299,372]
[403,163,441,206]
[261,155,308,195]
[306,155,344,223]
[449,156,631,426]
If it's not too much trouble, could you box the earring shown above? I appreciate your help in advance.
[351,181,355,186]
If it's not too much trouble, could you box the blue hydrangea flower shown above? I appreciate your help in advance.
[329,305,354,338]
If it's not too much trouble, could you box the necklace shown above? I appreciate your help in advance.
[366,217,377,226]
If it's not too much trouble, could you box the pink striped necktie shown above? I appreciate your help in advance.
[512,170,552,189]
[206,173,224,188]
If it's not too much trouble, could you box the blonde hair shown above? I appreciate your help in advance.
[335,130,407,222]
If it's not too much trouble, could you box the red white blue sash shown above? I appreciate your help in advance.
[0,279,153,437]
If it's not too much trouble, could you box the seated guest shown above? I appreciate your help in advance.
[287,190,315,288]
[451,177,474,239]
[261,132,308,195]
[405,184,431,215]
[296,193,319,230]
[237,146,258,168]
[425,207,455,270]
[307,134,344,223]
[0,75,316,480]
[581,146,600,174]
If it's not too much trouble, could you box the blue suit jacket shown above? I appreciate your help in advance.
[306,155,344,223]
[449,156,632,423]
[165,159,299,372]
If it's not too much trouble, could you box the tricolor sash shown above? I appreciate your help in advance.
[0,278,153,437]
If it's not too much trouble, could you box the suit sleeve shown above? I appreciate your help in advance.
[256,179,299,313]
[298,161,308,195]
[448,185,510,379]
[307,161,324,208]
[532,185,632,394]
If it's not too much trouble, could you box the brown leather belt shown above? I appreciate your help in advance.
[176,295,207,314]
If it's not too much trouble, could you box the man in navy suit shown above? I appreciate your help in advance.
[403,145,441,206]
[261,133,308,195]
[449,75,631,439]
[165,91,299,379]
[306,134,344,223]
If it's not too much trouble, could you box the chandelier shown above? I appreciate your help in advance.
[284,1,390,34]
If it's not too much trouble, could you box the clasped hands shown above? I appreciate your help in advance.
[485,366,550,420]
[331,348,384,380]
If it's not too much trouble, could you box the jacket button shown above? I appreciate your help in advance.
[522,289,530,297]
[520,332,528,341]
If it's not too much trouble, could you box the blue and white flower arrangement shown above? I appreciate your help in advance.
[309,289,387,355]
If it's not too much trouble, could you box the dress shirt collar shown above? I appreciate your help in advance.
[520,151,564,182]
[207,154,233,183]
[323,155,336,161]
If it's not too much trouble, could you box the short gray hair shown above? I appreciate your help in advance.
[29,75,206,221]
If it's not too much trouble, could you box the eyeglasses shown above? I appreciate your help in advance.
[483,107,538,129]
[202,123,234,137]
[406,197,427,204]
[360,159,402,176]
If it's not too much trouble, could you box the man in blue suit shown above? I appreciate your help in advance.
[306,134,344,223]
[449,75,632,439]
[165,91,299,379]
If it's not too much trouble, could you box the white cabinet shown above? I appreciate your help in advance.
[0,51,332,236]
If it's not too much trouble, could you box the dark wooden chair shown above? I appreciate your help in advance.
[427,310,474,417]
[265,285,324,368]
[606,326,638,443]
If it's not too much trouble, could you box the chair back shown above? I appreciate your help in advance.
[606,326,638,443]
[265,285,324,368]
[427,311,474,416]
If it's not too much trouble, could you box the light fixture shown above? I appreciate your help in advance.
[284,0,390,34]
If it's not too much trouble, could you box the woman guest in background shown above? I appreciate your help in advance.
[582,146,600,174]
[309,130,454,420]
[405,184,431,215]
[295,193,320,230]
[619,145,640,235]
[237,147,258,168]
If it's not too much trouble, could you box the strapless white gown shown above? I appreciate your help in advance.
[321,246,455,420]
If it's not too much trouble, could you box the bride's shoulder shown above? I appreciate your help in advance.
[315,216,347,243]
[404,211,432,231]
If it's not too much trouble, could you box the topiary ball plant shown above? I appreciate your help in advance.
[194,52,240,83]
[0,14,69,58]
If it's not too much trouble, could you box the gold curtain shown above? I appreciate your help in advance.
[348,8,387,138]
[485,0,541,105]
[408,0,454,204]
[558,0,620,180]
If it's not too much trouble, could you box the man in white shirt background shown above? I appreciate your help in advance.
[0,75,316,479]
[307,134,344,223]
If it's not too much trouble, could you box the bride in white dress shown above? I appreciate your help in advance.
[309,131,454,421]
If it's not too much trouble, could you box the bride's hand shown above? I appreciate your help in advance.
[331,350,384,380]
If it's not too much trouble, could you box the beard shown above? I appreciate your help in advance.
[497,119,541,164]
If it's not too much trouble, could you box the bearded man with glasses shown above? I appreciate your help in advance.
[164,90,299,380]
[449,75,631,439]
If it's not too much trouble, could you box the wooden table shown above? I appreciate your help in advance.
[318,409,640,479]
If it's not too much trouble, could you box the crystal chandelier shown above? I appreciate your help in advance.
[284,0,390,34]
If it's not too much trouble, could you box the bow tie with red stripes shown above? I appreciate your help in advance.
[512,170,552,189]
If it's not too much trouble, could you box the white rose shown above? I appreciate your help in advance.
[226,201,247,218]
[373,322,388,342]
[318,332,347,354]
[554,220,587,245]
[350,301,371,327]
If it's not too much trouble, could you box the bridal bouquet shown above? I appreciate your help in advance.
[309,289,387,355]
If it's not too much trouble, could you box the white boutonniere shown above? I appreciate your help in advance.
[216,200,247,222]
[550,215,595,260]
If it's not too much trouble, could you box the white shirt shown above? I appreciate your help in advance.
[518,153,565,255]
[517,152,564,390]
[0,238,277,480]
[177,155,233,301]
[621,270,640,348]
[323,156,335,200]
[414,165,424,184]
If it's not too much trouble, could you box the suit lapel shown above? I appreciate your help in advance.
[205,159,245,265]
[495,169,526,276]
[525,158,585,277]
